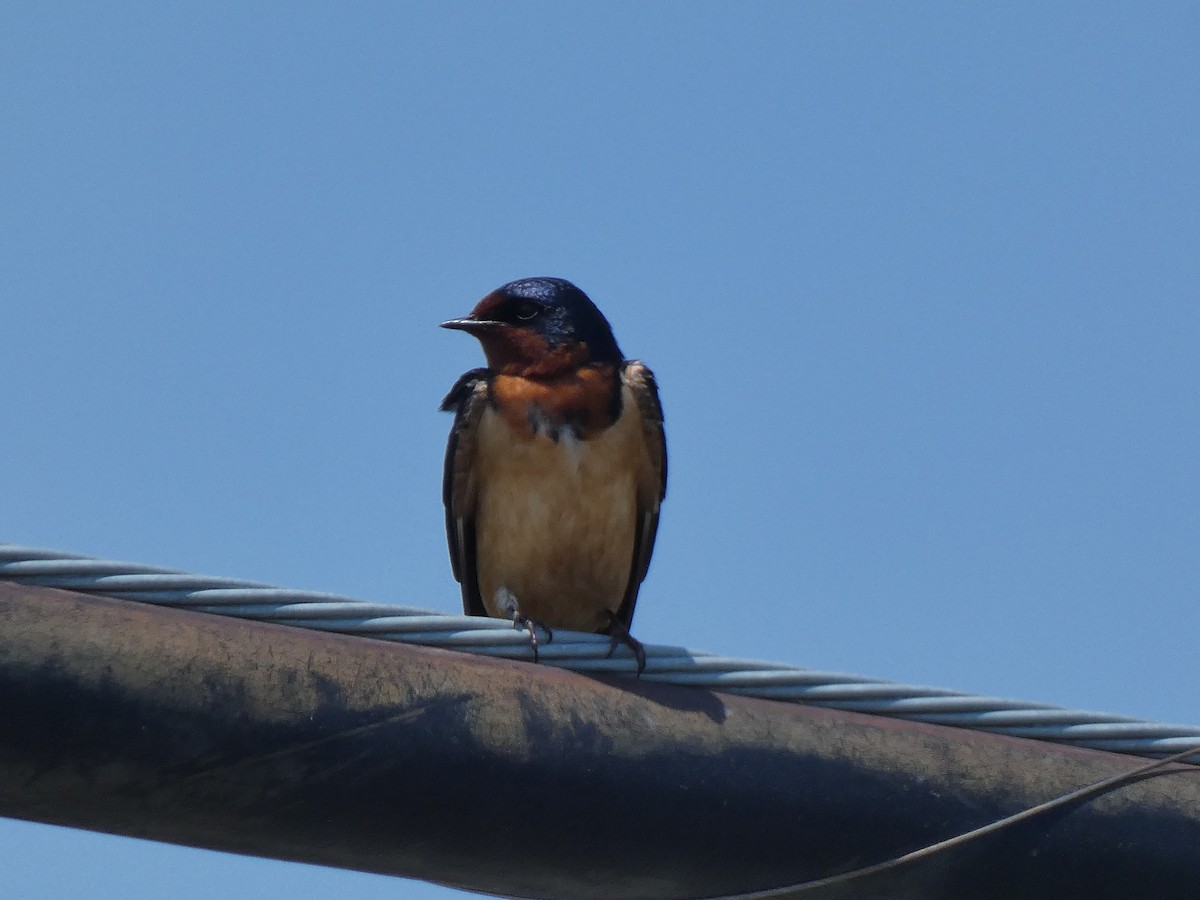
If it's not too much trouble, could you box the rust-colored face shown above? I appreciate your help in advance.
[443,290,589,377]
[442,277,625,377]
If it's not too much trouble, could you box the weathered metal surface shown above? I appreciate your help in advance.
[1,580,1198,899]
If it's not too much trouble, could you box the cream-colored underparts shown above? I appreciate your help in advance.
[472,384,648,631]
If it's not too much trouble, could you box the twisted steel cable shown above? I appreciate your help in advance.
[4,542,1197,759]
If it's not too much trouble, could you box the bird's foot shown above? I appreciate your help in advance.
[603,612,646,676]
[494,587,553,663]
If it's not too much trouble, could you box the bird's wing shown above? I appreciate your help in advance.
[614,360,667,629]
[440,368,491,617]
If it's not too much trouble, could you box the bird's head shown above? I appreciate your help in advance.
[441,277,623,377]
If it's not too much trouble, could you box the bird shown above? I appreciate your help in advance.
[440,276,666,673]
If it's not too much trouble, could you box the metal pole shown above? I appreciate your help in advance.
[1,581,1198,899]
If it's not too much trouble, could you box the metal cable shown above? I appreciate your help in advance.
[4,542,1198,759]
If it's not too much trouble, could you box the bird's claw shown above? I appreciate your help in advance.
[495,587,552,663]
[604,612,646,676]
[513,612,553,663]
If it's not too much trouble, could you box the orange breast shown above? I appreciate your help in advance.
[490,364,620,441]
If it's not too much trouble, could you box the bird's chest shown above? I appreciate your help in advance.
[474,402,638,536]
[472,401,640,626]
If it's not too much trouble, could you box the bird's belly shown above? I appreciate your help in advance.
[474,410,638,632]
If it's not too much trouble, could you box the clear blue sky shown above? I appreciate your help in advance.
[2,3,1198,898]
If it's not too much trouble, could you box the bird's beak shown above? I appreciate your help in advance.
[440,317,506,334]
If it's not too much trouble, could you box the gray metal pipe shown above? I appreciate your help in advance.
[1,581,1198,899]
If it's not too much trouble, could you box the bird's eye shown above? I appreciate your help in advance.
[514,301,540,321]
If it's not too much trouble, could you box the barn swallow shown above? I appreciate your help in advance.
[440,277,666,672]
